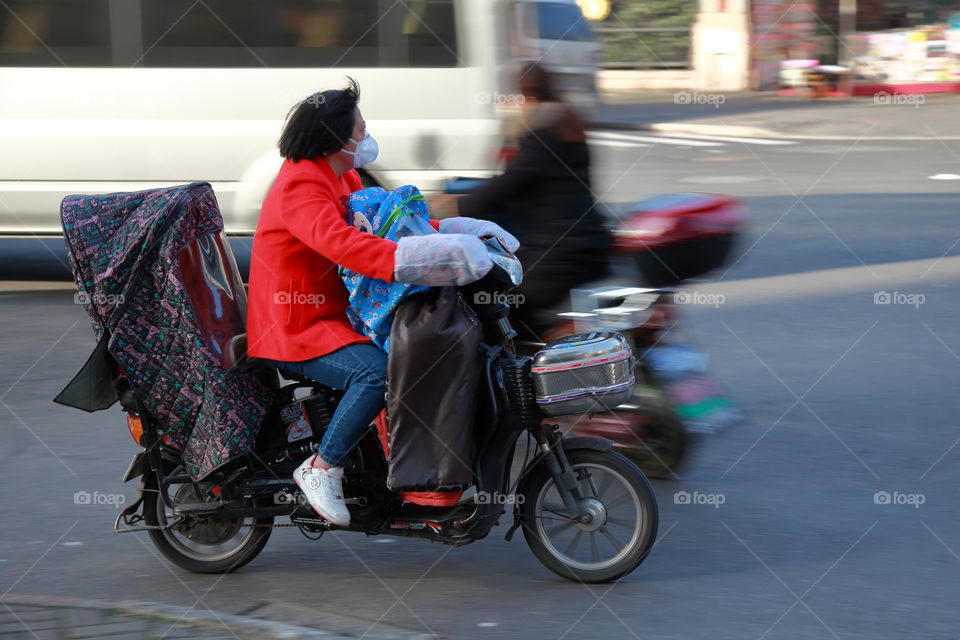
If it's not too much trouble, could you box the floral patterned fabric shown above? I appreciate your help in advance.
[340,185,433,351]
[60,182,274,480]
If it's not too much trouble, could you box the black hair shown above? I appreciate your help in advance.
[278,77,360,161]
[518,62,557,102]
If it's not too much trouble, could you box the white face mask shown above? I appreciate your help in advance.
[341,131,379,168]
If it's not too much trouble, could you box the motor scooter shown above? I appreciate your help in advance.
[59,185,659,584]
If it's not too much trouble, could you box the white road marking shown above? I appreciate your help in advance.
[588,130,724,147]
[928,173,960,180]
[656,132,796,145]
[589,139,651,148]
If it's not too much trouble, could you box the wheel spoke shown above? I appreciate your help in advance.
[536,512,576,523]
[563,529,584,557]
[604,490,634,510]
[545,519,578,537]
[599,526,624,551]
[589,531,600,563]
[605,516,638,528]
[596,472,614,497]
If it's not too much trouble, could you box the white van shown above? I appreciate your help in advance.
[509,0,602,110]
[0,0,599,235]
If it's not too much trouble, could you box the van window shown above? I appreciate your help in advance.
[522,2,593,42]
[0,0,459,67]
[138,0,459,68]
[0,0,112,66]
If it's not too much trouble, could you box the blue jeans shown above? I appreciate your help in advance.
[267,343,387,467]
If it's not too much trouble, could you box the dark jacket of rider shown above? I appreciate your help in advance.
[457,98,611,335]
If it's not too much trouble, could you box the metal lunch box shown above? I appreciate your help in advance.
[530,331,635,417]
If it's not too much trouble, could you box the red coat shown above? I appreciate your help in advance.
[246,157,397,362]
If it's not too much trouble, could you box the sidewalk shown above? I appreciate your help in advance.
[0,595,348,640]
[0,603,228,640]
[0,594,436,640]
[591,89,960,140]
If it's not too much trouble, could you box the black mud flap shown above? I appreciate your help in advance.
[53,332,119,412]
[122,451,149,483]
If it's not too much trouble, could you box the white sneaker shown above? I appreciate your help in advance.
[293,456,350,526]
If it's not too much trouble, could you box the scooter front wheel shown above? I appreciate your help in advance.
[519,449,658,583]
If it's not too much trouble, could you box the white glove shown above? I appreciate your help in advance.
[394,234,493,286]
[438,216,520,253]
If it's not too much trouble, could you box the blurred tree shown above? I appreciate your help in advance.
[596,0,697,68]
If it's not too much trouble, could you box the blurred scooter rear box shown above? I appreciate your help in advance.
[610,194,746,286]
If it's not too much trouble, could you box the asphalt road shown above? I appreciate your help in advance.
[2,132,959,639]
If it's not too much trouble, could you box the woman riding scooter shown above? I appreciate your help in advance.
[246,80,517,526]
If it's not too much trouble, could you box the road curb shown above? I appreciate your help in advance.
[589,119,960,141]
[0,593,387,640]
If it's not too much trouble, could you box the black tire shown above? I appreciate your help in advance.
[614,385,688,479]
[143,472,272,574]
[519,448,658,583]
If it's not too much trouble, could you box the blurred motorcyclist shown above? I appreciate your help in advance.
[434,62,611,338]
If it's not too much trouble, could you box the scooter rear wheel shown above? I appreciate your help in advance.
[519,449,658,583]
[143,470,272,574]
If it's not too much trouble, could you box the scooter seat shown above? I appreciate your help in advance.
[223,333,259,374]
[224,334,335,391]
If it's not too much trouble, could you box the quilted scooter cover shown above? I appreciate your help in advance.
[60,182,273,479]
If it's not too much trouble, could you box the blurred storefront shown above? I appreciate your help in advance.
[751,0,960,93]
[750,0,818,90]
[844,2,960,93]
[588,0,959,94]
